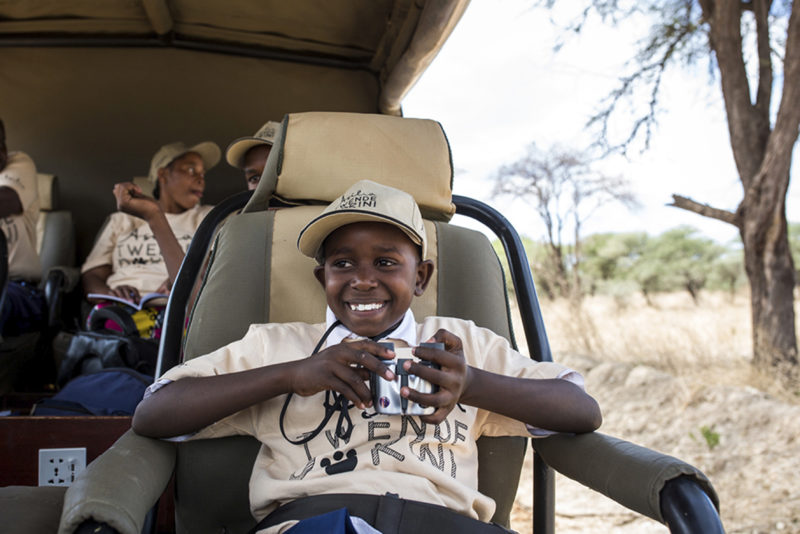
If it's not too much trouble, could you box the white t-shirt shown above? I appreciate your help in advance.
[159,315,578,532]
[81,204,213,294]
[0,151,41,281]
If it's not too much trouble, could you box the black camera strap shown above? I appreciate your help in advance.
[279,319,401,446]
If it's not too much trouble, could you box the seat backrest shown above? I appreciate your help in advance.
[175,112,524,533]
[35,173,76,274]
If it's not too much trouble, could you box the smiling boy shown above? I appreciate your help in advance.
[132,180,601,533]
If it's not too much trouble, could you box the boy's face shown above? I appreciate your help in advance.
[243,144,271,191]
[314,222,433,337]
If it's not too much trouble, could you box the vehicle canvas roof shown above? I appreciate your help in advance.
[0,0,468,257]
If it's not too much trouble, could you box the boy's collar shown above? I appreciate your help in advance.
[325,307,417,348]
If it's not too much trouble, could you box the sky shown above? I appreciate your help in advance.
[402,0,799,246]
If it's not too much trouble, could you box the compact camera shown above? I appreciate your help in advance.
[370,342,442,415]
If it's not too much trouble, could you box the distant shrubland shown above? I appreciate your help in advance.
[494,222,800,305]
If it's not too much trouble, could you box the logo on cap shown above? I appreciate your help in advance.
[339,190,377,209]
[256,124,277,140]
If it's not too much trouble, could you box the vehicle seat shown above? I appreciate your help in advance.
[36,173,76,275]
[0,174,78,392]
[175,112,523,533]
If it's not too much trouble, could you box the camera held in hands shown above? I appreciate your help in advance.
[370,342,442,415]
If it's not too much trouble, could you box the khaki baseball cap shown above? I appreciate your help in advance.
[225,120,281,169]
[148,141,221,184]
[298,180,427,262]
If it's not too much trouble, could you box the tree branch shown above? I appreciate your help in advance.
[753,0,774,117]
[745,0,800,219]
[769,0,800,143]
[587,5,699,154]
[670,194,740,227]
[711,0,768,184]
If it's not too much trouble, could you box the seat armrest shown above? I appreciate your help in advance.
[42,265,80,294]
[533,432,720,525]
[41,266,80,329]
[660,476,725,533]
[59,430,176,534]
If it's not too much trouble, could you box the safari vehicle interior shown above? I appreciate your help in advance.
[0,2,723,534]
[56,112,724,534]
[0,0,471,484]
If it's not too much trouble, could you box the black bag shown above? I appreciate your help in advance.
[33,367,152,416]
[56,330,159,386]
[56,304,160,386]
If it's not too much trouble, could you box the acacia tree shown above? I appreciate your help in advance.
[493,143,638,298]
[545,0,799,375]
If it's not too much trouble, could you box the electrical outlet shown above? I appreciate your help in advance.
[38,448,86,486]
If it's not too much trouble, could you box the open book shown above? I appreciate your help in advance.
[87,292,169,311]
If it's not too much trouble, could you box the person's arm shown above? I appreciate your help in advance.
[133,363,297,438]
[81,264,142,302]
[132,338,397,438]
[0,186,22,218]
[404,329,602,433]
[113,182,185,287]
[459,369,602,433]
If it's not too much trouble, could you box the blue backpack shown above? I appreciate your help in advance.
[32,367,151,416]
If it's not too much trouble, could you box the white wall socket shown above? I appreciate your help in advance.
[38,447,87,486]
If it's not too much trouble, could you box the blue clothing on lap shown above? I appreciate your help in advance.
[0,280,44,337]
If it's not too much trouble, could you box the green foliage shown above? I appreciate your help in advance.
[578,232,647,295]
[500,225,747,302]
[706,247,746,293]
[493,237,561,299]
[628,227,725,303]
[694,425,720,451]
[689,425,720,450]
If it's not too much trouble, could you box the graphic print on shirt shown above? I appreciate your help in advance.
[369,416,467,480]
[115,228,194,267]
[0,173,24,190]
[1,217,19,244]
[289,413,469,481]
[289,441,316,481]
[320,449,358,474]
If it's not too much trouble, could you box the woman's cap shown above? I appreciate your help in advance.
[297,180,427,262]
[148,141,221,183]
[225,121,281,169]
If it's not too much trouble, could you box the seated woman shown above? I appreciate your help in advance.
[80,141,220,337]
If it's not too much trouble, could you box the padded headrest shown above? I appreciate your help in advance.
[244,112,456,221]
[36,173,58,211]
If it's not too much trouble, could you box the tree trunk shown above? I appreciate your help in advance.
[741,188,799,371]
[703,0,800,375]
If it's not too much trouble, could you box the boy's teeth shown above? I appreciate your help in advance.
[350,303,383,311]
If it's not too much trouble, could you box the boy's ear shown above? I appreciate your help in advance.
[313,264,326,288]
[414,259,434,296]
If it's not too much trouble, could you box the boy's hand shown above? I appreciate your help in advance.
[290,340,396,410]
[404,329,472,424]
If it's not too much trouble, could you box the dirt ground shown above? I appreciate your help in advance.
[509,352,800,534]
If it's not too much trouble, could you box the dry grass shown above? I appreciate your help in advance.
[514,289,798,401]
[507,289,800,534]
